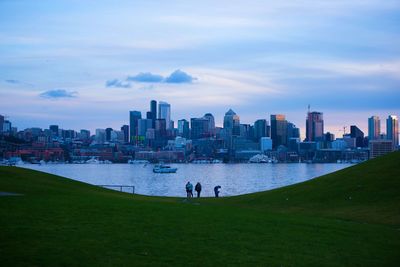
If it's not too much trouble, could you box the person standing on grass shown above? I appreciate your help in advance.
[214,185,221,198]
[195,182,202,198]
[186,181,193,198]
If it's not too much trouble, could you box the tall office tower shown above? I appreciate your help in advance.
[350,125,365,147]
[80,129,91,141]
[306,111,324,141]
[254,119,269,141]
[150,100,157,127]
[49,125,59,137]
[368,116,380,141]
[190,117,209,139]
[120,125,129,143]
[287,122,300,143]
[387,115,399,148]
[158,101,171,129]
[203,113,216,135]
[270,114,288,148]
[137,119,152,137]
[223,109,240,136]
[105,128,113,141]
[178,119,190,138]
[155,118,167,138]
[129,110,142,143]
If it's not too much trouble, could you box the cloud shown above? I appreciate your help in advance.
[164,69,196,83]
[127,72,164,83]
[39,89,77,99]
[5,79,20,84]
[105,79,131,88]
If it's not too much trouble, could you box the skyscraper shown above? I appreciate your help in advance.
[368,116,380,141]
[271,114,287,148]
[49,125,59,137]
[158,101,171,129]
[350,125,365,147]
[223,109,240,136]
[203,113,216,136]
[178,119,190,138]
[150,100,157,127]
[129,110,142,143]
[387,115,399,148]
[306,111,324,141]
[0,114,4,134]
[120,125,129,143]
[190,117,209,139]
[254,119,270,141]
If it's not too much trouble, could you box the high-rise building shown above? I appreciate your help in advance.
[203,113,216,136]
[368,116,380,141]
[149,100,157,127]
[387,115,399,148]
[254,119,270,141]
[287,122,300,143]
[138,119,152,137]
[95,129,106,144]
[155,118,167,138]
[3,120,11,132]
[80,129,91,141]
[223,109,240,136]
[158,101,171,129]
[105,128,113,141]
[49,125,59,137]
[271,114,287,148]
[350,125,365,147]
[306,111,324,141]
[120,125,129,143]
[129,111,142,143]
[191,117,209,139]
[178,119,190,138]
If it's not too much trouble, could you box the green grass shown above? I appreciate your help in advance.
[1,152,399,266]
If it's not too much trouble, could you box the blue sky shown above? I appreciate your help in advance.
[1,0,399,138]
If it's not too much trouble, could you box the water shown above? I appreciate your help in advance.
[24,163,352,197]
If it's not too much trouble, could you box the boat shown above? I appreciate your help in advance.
[153,164,177,173]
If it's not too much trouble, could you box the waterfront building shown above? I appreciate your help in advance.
[120,125,129,143]
[95,129,106,144]
[158,101,171,129]
[203,113,216,136]
[369,139,394,158]
[191,117,209,139]
[223,109,240,137]
[129,110,142,143]
[271,114,287,148]
[254,119,270,141]
[178,119,190,138]
[306,111,324,141]
[368,116,380,141]
[386,115,399,148]
[105,128,113,141]
[260,137,273,152]
[138,119,152,137]
[350,125,365,147]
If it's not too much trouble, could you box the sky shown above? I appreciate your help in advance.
[1,0,399,139]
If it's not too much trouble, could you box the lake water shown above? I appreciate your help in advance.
[23,163,353,197]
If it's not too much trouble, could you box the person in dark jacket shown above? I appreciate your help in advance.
[195,182,202,198]
[214,185,221,197]
[186,182,193,198]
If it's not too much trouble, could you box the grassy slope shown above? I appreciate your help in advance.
[0,152,399,266]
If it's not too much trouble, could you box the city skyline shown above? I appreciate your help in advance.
[1,1,399,137]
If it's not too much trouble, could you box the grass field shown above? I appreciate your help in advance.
[1,152,399,266]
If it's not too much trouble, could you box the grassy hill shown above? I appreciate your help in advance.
[0,152,399,266]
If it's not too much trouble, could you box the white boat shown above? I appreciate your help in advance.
[153,164,177,173]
